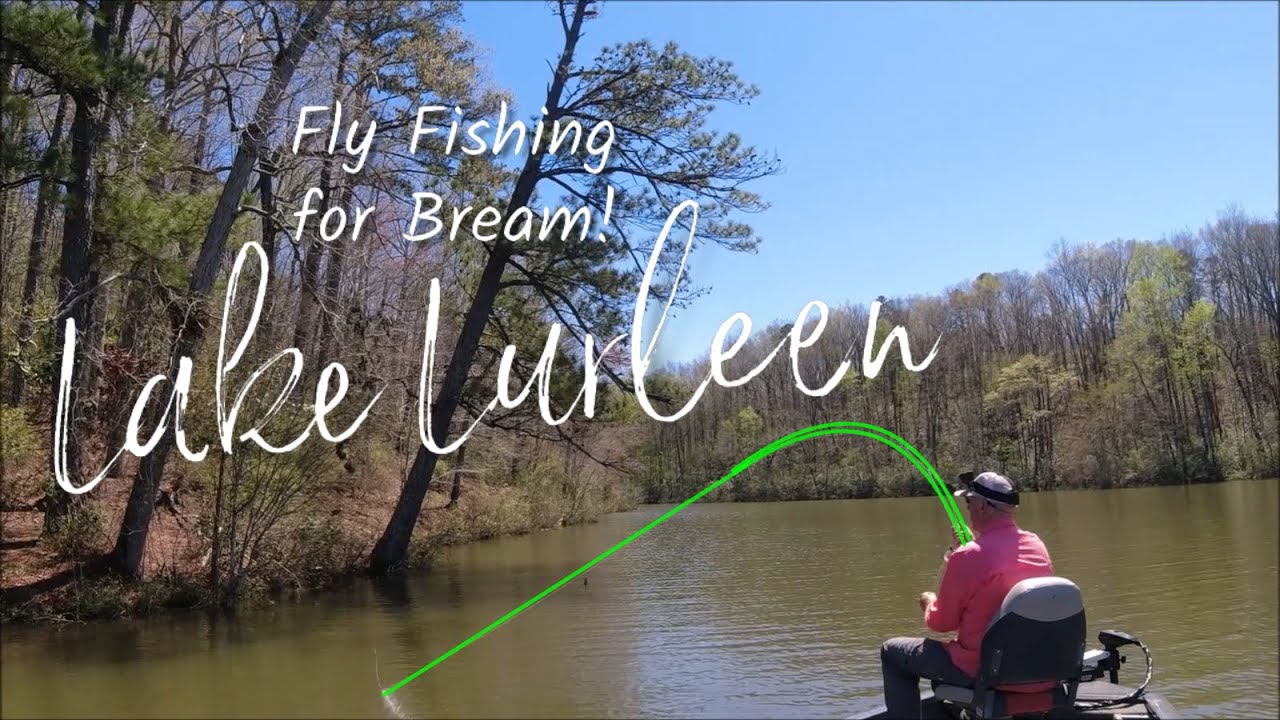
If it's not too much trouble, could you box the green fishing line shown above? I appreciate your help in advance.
[381,421,969,698]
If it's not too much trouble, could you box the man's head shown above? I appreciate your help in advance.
[954,471,1019,533]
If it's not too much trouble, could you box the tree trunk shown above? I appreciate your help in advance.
[109,0,334,578]
[101,269,151,479]
[257,150,280,275]
[292,166,330,359]
[188,75,213,194]
[446,443,467,508]
[293,47,346,359]
[6,94,69,407]
[80,260,111,419]
[317,183,350,368]
[42,1,123,533]
[369,0,592,575]
[0,54,16,316]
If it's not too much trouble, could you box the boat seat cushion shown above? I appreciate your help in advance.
[933,684,973,704]
[932,682,1063,717]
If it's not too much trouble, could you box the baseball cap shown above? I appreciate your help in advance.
[954,471,1019,507]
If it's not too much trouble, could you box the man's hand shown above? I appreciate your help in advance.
[919,591,936,613]
[943,532,962,562]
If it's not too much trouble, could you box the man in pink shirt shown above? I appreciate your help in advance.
[880,472,1054,717]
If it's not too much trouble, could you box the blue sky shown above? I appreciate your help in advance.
[459,1,1279,367]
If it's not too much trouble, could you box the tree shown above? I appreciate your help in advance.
[5,92,68,408]
[368,0,779,574]
[2,0,144,531]
[109,0,334,578]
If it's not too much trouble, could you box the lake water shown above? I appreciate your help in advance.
[2,480,1277,718]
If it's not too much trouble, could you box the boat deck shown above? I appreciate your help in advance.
[851,681,1177,719]
[1070,681,1175,717]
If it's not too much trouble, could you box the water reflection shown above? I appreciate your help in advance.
[2,480,1277,719]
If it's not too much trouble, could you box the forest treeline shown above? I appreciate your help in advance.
[0,0,1275,621]
[0,0,780,616]
[638,216,1279,502]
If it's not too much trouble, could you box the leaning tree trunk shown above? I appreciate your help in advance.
[369,0,592,575]
[109,0,334,578]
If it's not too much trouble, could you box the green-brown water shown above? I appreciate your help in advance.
[3,480,1277,718]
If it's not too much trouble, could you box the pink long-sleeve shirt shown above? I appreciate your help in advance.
[923,515,1054,678]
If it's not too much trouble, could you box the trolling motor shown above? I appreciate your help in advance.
[1081,630,1135,683]
[1079,629,1154,709]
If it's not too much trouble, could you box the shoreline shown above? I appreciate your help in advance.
[4,475,1265,629]
[638,469,1247,505]
[1,445,641,627]
[0,496,620,626]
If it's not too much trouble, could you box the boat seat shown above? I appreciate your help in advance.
[932,576,1087,719]
[932,684,975,705]
[931,681,1074,716]
[934,649,1107,705]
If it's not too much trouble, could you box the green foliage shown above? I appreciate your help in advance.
[100,179,218,283]
[50,505,105,560]
[283,515,359,587]
[3,312,59,399]
[1176,300,1218,378]
[68,577,129,621]
[986,356,1037,407]
[1122,244,1191,345]
[0,406,38,466]
[641,217,1278,501]
[0,407,42,505]
[1,0,1273,625]
[0,81,37,175]
[1,4,106,90]
[720,405,763,455]
[494,32,782,394]
[0,3,148,100]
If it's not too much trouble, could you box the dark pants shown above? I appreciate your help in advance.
[880,637,973,718]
